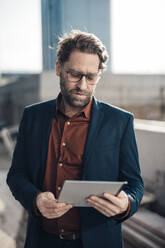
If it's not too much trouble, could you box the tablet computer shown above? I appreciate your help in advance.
[58,180,127,207]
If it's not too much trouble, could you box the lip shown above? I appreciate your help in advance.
[74,93,85,96]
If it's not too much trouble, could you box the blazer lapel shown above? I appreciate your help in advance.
[38,97,103,183]
[39,100,56,187]
[82,97,104,179]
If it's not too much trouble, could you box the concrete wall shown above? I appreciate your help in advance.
[135,120,165,181]
[40,71,165,120]
[0,75,40,126]
[134,119,165,215]
[40,71,60,101]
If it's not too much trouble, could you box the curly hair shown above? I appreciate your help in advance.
[56,30,109,71]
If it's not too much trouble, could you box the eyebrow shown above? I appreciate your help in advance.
[67,68,98,76]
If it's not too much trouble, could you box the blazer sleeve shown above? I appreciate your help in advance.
[117,115,144,222]
[6,108,41,218]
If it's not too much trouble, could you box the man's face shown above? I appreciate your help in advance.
[56,50,100,110]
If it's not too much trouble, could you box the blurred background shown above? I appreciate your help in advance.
[0,0,165,247]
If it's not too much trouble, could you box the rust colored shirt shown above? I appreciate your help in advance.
[41,93,93,235]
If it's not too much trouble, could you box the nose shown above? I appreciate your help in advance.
[78,76,88,90]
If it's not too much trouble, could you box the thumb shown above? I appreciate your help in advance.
[117,190,127,198]
[44,191,57,201]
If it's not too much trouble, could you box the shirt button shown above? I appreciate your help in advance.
[62,142,66,146]
[59,162,63,167]
[58,186,61,191]
[67,121,71,125]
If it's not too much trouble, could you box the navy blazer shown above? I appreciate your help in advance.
[7,97,144,248]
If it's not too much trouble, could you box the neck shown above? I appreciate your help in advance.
[62,98,83,118]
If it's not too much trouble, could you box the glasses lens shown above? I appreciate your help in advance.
[66,69,99,85]
[67,72,81,82]
[86,75,98,84]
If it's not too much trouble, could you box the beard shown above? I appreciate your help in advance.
[59,72,94,109]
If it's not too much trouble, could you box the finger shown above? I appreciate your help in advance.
[37,196,57,208]
[44,191,56,200]
[87,200,114,217]
[42,204,72,215]
[43,199,68,208]
[56,207,72,216]
[87,197,120,215]
[43,206,72,219]
[40,207,58,215]
[40,192,57,204]
[42,213,59,219]
[56,202,70,208]
[43,200,58,208]
[102,193,121,206]
[87,198,116,215]
[104,192,129,213]
[54,204,73,213]
[38,191,63,203]
[103,191,128,205]
[89,195,116,210]
[117,190,128,198]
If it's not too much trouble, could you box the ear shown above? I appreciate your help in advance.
[56,61,61,76]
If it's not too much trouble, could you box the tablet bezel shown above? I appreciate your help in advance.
[58,180,127,207]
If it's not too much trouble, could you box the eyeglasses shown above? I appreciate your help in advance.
[63,68,100,85]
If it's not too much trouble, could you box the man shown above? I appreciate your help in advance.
[7,30,144,248]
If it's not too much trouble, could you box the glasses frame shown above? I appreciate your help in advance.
[63,67,101,85]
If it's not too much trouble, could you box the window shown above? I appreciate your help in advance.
[111,0,165,74]
[0,0,42,73]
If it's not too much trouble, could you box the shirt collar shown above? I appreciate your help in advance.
[56,93,93,120]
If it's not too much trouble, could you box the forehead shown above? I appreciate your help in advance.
[64,50,100,73]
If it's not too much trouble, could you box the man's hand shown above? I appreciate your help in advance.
[36,192,72,219]
[86,190,129,217]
